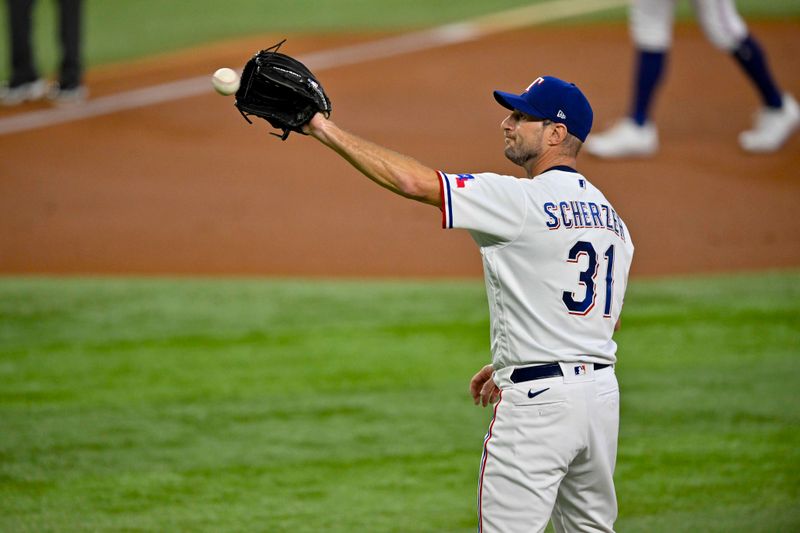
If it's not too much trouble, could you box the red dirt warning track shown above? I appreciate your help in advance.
[1,23,798,277]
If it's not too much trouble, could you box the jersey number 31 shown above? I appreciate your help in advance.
[562,240,615,317]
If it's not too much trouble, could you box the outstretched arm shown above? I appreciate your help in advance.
[305,113,441,206]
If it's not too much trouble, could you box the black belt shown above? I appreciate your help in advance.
[510,363,611,383]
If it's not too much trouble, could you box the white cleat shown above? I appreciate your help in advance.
[584,118,658,159]
[47,83,89,106]
[739,93,800,153]
[0,78,47,106]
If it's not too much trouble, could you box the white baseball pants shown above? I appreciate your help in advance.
[478,364,619,533]
[631,0,748,52]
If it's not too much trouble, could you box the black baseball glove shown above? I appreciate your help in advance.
[235,40,331,140]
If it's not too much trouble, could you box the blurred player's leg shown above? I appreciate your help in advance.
[731,36,798,152]
[694,0,799,152]
[49,0,87,104]
[585,0,674,157]
[2,0,47,105]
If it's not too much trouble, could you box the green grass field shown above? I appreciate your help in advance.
[1,272,798,532]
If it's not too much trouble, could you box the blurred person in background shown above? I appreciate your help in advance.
[1,0,86,105]
[585,0,799,157]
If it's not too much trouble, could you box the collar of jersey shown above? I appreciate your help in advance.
[540,165,578,175]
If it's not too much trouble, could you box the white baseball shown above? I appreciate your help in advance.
[212,67,240,96]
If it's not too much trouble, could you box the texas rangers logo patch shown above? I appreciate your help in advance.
[455,174,475,188]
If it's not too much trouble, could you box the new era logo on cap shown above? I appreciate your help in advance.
[493,75,594,142]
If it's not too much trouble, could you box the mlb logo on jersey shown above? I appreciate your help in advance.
[456,174,475,188]
[574,364,587,376]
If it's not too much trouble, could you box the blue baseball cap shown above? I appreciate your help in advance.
[493,76,593,142]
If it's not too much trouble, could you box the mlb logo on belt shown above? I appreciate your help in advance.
[574,364,587,376]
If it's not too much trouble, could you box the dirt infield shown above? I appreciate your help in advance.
[1,22,798,278]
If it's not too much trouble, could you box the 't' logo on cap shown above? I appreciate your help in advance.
[525,77,545,92]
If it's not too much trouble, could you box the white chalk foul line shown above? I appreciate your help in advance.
[0,0,626,136]
[0,77,212,135]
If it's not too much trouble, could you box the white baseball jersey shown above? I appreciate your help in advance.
[438,167,634,370]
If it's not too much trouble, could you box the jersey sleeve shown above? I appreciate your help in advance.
[438,171,527,243]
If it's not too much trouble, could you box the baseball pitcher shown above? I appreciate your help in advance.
[233,47,634,532]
